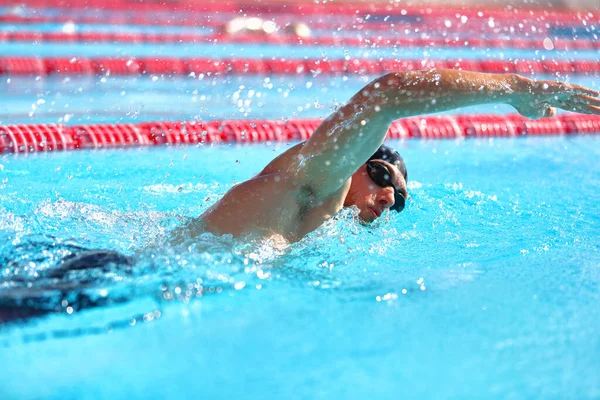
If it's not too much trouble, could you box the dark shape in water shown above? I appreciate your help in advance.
[46,250,135,279]
[1,250,135,325]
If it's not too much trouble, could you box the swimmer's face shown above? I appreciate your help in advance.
[345,160,407,222]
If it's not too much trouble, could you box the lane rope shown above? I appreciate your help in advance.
[1,114,599,153]
[2,1,595,23]
[0,57,598,76]
[1,14,597,41]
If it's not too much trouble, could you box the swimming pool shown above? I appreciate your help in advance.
[2,137,599,398]
[1,2,599,399]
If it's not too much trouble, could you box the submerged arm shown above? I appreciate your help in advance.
[293,69,600,199]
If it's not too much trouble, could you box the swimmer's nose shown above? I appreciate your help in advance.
[378,188,395,209]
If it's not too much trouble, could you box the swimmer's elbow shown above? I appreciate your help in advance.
[376,69,441,88]
[373,72,405,91]
[369,70,433,103]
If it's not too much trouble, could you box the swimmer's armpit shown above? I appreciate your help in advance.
[292,69,517,199]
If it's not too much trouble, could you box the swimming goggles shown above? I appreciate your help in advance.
[366,161,406,212]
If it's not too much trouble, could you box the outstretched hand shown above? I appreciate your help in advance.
[512,79,600,120]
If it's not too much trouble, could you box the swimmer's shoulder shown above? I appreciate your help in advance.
[257,141,306,177]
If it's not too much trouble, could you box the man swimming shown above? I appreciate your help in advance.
[179,68,600,244]
[57,68,600,271]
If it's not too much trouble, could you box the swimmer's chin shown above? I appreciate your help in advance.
[357,210,391,227]
[357,217,377,226]
[356,209,378,224]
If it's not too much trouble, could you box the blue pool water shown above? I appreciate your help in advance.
[2,41,599,61]
[1,137,599,399]
[0,22,216,35]
[1,75,598,125]
[0,22,590,40]
[1,6,600,400]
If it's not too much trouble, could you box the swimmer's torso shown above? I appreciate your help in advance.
[187,142,351,243]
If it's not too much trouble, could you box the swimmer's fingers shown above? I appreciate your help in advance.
[556,99,600,115]
[568,84,600,97]
[548,81,600,99]
[545,81,600,97]
[560,94,600,113]
[576,94,600,107]
[576,104,600,115]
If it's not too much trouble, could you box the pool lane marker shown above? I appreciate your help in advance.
[1,3,596,29]
[0,57,598,77]
[1,114,599,153]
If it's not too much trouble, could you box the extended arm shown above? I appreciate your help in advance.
[292,69,600,199]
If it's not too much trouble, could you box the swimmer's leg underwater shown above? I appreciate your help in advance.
[0,249,136,324]
[48,249,135,279]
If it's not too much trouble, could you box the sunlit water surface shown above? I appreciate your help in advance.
[1,136,599,399]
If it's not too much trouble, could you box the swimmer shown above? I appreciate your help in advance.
[186,69,600,244]
[53,69,600,271]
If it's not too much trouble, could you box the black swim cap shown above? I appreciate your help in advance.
[368,145,407,181]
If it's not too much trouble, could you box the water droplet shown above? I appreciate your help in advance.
[543,37,554,50]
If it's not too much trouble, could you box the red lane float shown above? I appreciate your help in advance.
[0,15,592,40]
[0,124,74,153]
[0,17,595,42]
[0,0,590,18]
[1,114,599,154]
[1,2,597,29]
[1,57,598,76]
[3,30,599,51]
